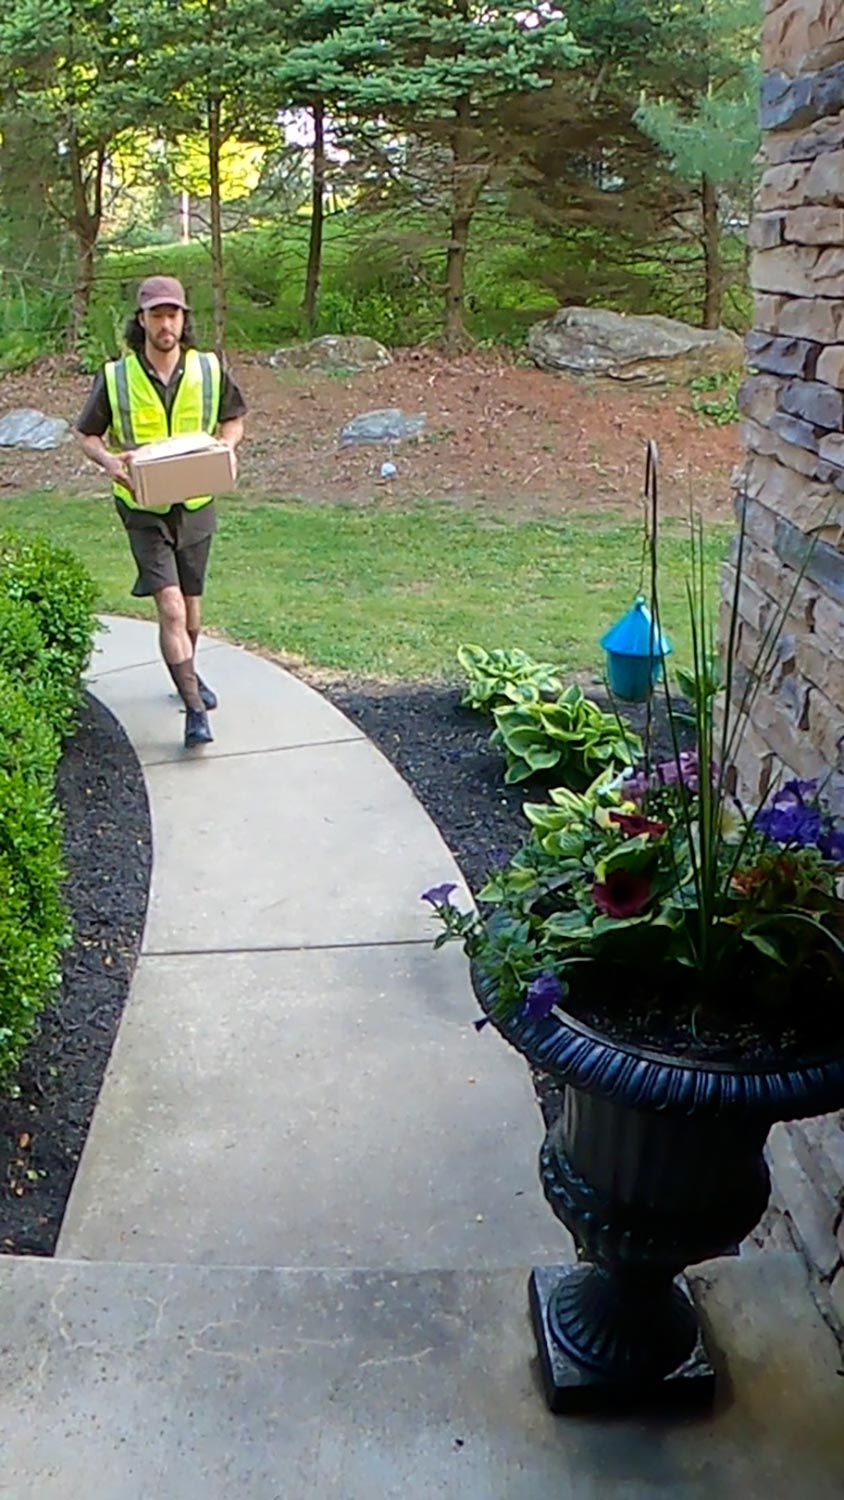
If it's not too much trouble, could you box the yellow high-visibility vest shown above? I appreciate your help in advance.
[104,349,222,512]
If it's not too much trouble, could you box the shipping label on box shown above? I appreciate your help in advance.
[128,433,235,508]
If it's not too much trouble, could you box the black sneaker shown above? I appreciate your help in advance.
[185,707,214,748]
[197,675,218,711]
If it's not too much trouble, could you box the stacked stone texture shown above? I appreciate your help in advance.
[730,0,844,817]
[732,0,844,1340]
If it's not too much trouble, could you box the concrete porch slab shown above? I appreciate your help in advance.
[0,1254,841,1499]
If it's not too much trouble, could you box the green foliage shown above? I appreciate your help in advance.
[636,89,759,195]
[280,2,584,119]
[633,0,760,199]
[277,1,584,341]
[457,644,564,716]
[0,283,66,372]
[426,468,844,1033]
[71,209,749,361]
[428,762,844,1025]
[689,370,741,426]
[0,0,154,314]
[76,300,128,373]
[130,0,288,143]
[0,532,97,1079]
[490,684,641,788]
[0,0,760,355]
[0,690,69,1078]
[0,533,98,736]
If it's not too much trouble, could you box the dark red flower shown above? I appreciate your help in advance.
[608,811,668,841]
[592,869,653,919]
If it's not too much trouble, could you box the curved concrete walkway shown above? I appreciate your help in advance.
[6,618,844,1497]
[58,615,562,1269]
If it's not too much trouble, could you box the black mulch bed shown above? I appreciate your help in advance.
[317,676,684,1126]
[0,694,151,1256]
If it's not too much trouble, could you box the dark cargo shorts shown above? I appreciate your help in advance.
[115,499,217,598]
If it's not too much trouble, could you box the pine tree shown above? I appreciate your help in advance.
[0,0,146,346]
[279,1,583,351]
[634,0,760,328]
[130,0,289,350]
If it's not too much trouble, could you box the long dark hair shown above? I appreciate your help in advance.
[124,311,198,353]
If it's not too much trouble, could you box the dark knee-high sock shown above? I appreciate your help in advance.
[167,658,203,711]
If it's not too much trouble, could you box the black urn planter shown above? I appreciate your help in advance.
[472,966,844,1415]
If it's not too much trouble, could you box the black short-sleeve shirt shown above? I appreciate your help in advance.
[76,348,247,438]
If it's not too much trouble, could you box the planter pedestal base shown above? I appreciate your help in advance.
[529,1267,716,1415]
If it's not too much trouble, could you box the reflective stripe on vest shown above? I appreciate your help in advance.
[104,349,222,512]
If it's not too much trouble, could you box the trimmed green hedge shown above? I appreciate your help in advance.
[0,533,97,1078]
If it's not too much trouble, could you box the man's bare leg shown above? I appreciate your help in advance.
[183,592,218,709]
[155,585,203,710]
[184,593,201,658]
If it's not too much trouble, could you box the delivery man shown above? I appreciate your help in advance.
[75,275,246,748]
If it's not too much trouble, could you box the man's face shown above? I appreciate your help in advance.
[140,304,185,351]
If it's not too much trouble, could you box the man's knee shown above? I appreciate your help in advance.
[155,586,187,630]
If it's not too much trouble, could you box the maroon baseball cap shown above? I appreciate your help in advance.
[137,275,190,312]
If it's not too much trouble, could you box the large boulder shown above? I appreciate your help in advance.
[527,307,744,384]
[0,408,71,450]
[269,335,392,374]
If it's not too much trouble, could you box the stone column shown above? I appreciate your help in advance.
[728,0,844,818]
[727,0,844,1343]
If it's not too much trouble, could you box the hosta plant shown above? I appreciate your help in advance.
[457,644,564,715]
[490,684,642,788]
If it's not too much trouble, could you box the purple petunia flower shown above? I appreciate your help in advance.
[421,882,458,908]
[521,972,564,1021]
[755,781,823,849]
[625,751,701,803]
[656,750,701,792]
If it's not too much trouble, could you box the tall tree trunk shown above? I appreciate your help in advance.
[66,137,104,352]
[208,93,226,354]
[302,98,326,335]
[701,174,723,330]
[445,95,484,355]
[68,236,97,352]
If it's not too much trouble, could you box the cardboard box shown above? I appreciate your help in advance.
[128,433,235,508]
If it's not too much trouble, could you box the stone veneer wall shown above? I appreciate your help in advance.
[729,0,844,1336]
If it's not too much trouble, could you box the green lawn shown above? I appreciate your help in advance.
[2,494,731,680]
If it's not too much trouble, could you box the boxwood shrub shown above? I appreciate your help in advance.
[0,533,97,1077]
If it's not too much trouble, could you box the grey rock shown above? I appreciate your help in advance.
[766,115,844,168]
[340,408,427,447]
[746,331,820,379]
[769,409,822,453]
[775,517,844,606]
[526,306,742,384]
[779,379,844,431]
[767,1125,842,1281]
[0,407,71,450]
[818,431,844,467]
[761,62,844,135]
[269,334,392,373]
[748,214,785,251]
